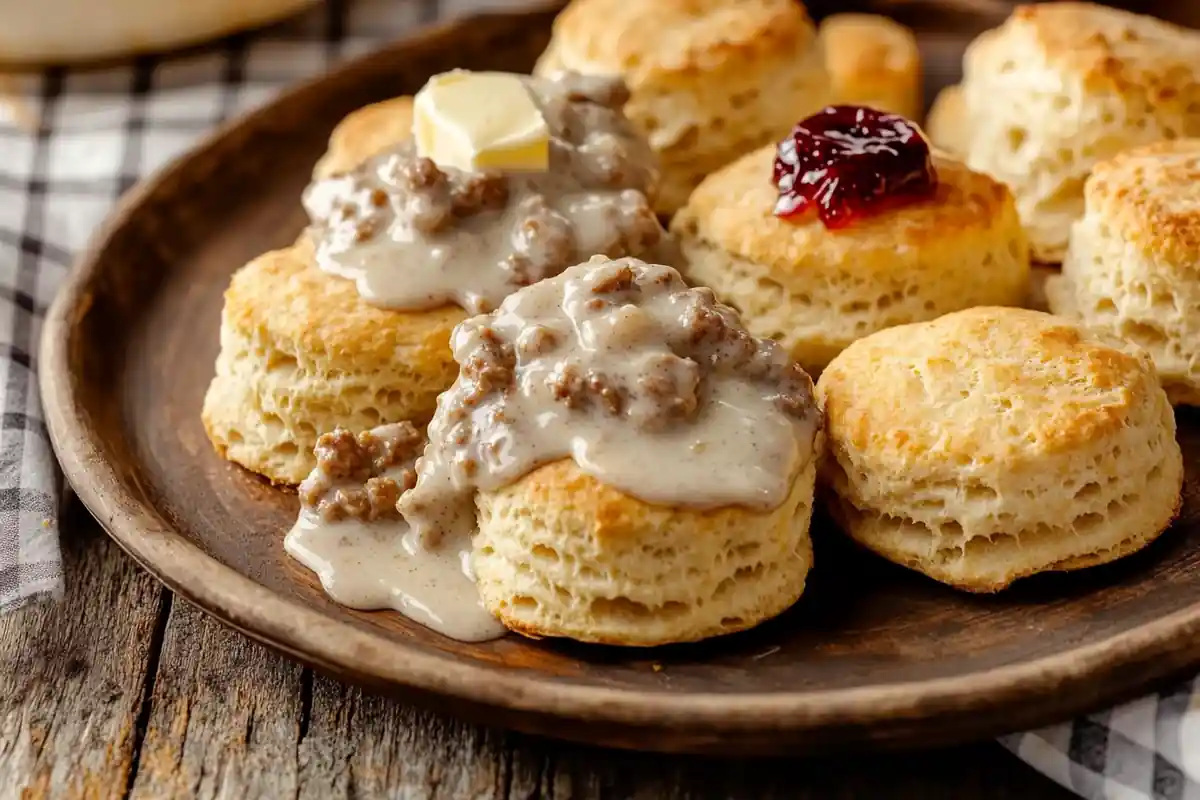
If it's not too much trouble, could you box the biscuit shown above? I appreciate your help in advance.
[957,3,1200,263]
[671,145,1030,375]
[473,456,816,647]
[203,97,462,484]
[1047,140,1200,406]
[201,241,465,484]
[818,13,922,121]
[926,84,969,159]
[817,307,1183,592]
[533,0,831,215]
[313,96,414,179]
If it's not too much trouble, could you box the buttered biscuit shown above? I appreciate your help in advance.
[533,0,831,215]
[201,241,464,484]
[1048,140,1200,405]
[818,307,1183,592]
[957,3,1200,263]
[672,145,1030,375]
[818,14,921,120]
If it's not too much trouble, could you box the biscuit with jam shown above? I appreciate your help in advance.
[672,107,1030,375]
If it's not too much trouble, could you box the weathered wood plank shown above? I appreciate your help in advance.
[127,599,305,800]
[297,674,512,799]
[0,494,167,800]
[0,496,1075,800]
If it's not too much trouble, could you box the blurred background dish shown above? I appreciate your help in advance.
[0,0,318,66]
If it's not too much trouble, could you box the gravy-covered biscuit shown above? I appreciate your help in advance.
[201,241,464,484]
[204,72,666,483]
[534,0,831,215]
[818,307,1183,592]
[400,257,822,646]
[818,13,921,120]
[1048,140,1200,405]
[672,142,1030,375]
[958,2,1200,262]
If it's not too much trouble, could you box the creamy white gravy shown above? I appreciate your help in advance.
[283,422,504,642]
[284,513,503,642]
[301,72,662,315]
[400,256,822,547]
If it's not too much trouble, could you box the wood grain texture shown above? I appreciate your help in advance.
[128,599,305,799]
[0,498,167,799]
[0,496,1078,798]
[35,0,1200,758]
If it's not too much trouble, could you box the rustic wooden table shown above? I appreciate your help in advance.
[0,495,1079,798]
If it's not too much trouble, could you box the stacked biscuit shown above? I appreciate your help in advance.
[204,0,1195,650]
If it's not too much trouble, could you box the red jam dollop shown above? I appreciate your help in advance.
[772,105,938,229]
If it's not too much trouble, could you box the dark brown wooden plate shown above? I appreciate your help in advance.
[39,0,1200,756]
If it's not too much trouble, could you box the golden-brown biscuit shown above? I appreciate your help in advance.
[473,457,816,647]
[202,96,460,484]
[926,84,969,159]
[671,145,1030,375]
[533,0,831,215]
[957,3,1200,263]
[817,307,1183,592]
[818,13,922,120]
[201,240,464,484]
[312,96,414,179]
[1048,139,1200,406]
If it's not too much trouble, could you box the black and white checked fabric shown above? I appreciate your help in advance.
[0,0,509,613]
[1,1,1197,796]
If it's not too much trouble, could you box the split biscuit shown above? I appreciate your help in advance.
[817,307,1183,593]
[473,457,817,647]
[956,2,1200,263]
[671,146,1030,375]
[818,13,922,121]
[201,239,464,484]
[1048,139,1200,406]
[533,0,831,216]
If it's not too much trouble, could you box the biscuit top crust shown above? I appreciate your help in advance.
[818,307,1156,472]
[221,241,465,375]
[1084,139,1200,268]
[673,145,1016,278]
[968,2,1200,100]
[399,256,820,546]
[313,96,415,181]
[819,13,919,87]
[546,0,817,88]
[302,71,663,316]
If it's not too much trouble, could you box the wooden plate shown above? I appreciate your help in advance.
[40,0,1200,756]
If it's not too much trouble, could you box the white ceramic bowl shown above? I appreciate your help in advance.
[0,0,319,65]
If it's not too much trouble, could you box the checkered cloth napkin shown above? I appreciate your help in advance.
[0,0,1196,796]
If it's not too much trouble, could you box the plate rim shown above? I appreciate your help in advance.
[37,3,1200,752]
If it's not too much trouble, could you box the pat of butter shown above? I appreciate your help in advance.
[413,70,550,173]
